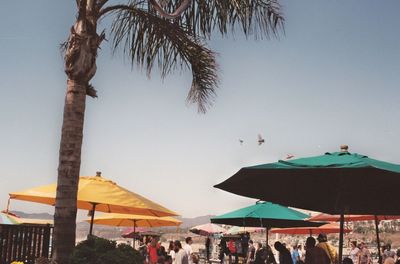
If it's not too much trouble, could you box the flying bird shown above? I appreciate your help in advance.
[239,139,244,145]
[257,134,265,145]
[286,154,295,160]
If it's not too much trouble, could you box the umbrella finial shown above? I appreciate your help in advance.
[340,145,349,152]
[96,171,102,177]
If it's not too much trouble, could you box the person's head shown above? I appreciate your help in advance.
[169,241,174,251]
[174,240,182,252]
[151,237,159,246]
[360,242,366,249]
[186,237,193,245]
[317,233,328,243]
[160,246,166,253]
[145,236,151,244]
[293,245,298,250]
[342,257,354,264]
[249,240,253,245]
[257,242,263,250]
[382,245,387,252]
[305,237,316,249]
[274,241,284,252]
[298,245,302,250]
[350,241,357,248]
[386,243,391,251]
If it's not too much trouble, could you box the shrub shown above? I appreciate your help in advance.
[70,236,143,264]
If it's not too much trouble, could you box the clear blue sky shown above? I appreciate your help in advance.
[1,1,399,218]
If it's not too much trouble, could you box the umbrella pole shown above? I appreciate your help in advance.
[265,227,269,246]
[89,203,97,236]
[133,220,137,249]
[374,215,382,264]
[6,197,10,213]
[338,213,344,263]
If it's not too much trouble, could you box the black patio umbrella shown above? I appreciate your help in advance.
[214,146,400,263]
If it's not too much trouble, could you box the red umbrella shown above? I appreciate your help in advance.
[308,213,400,222]
[271,223,352,235]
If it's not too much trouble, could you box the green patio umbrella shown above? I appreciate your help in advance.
[214,146,400,263]
[210,201,322,244]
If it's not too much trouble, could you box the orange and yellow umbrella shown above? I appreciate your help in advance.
[9,173,178,234]
[87,213,181,246]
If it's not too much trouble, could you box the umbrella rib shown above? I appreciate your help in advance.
[150,210,158,217]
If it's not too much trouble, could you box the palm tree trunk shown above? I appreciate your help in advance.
[52,80,87,264]
[52,1,100,263]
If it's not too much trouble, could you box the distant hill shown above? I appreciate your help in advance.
[10,211,215,239]
[10,211,214,228]
[178,215,215,228]
[75,215,216,239]
[11,210,53,220]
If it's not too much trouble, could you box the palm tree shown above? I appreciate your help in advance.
[54,0,284,263]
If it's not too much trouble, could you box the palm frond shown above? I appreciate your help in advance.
[109,4,218,113]
[143,0,284,39]
[99,0,284,112]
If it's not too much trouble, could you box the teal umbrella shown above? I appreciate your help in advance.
[214,146,400,263]
[211,202,321,244]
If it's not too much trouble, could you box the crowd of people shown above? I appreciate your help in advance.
[138,236,198,264]
[217,233,338,264]
[217,233,400,264]
[345,240,400,264]
[137,233,400,264]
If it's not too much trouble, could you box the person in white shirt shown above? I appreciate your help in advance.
[349,241,360,264]
[183,237,194,264]
[174,240,189,264]
[169,241,176,264]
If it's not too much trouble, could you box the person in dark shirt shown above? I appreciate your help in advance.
[254,243,266,264]
[247,240,256,264]
[219,238,227,264]
[342,257,354,264]
[274,241,293,264]
[265,245,277,264]
[206,237,211,261]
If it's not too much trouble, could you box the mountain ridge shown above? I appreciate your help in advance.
[10,211,215,228]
